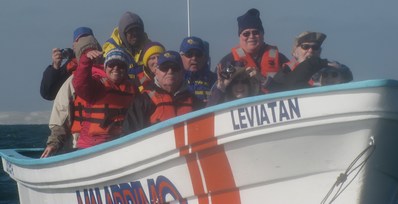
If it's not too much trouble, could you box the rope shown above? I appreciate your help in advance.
[320,136,376,204]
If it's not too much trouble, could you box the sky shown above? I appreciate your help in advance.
[0,0,397,124]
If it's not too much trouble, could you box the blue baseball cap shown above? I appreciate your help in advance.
[73,27,93,42]
[157,50,183,68]
[179,36,205,54]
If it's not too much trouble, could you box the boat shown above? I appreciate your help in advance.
[1,79,398,204]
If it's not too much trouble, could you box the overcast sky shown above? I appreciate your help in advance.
[0,0,397,123]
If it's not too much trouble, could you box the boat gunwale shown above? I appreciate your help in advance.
[1,79,397,166]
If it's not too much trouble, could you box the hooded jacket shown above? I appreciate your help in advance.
[102,12,151,78]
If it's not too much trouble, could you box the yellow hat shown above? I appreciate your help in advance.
[141,42,165,67]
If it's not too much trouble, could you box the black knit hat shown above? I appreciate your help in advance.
[237,8,264,36]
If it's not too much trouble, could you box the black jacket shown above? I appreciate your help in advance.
[122,82,205,135]
[267,56,329,92]
[40,60,74,100]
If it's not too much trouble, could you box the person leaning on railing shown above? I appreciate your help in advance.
[122,51,204,135]
[207,65,260,106]
[41,33,104,158]
[266,31,353,92]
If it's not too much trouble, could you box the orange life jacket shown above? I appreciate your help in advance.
[231,45,280,78]
[136,71,152,93]
[70,96,85,134]
[71,78,135,136]
[144,90,193,124]
[66,58,78,73]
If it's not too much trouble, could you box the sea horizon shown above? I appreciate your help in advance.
[0,111,50,125]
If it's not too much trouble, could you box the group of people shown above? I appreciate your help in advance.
[40,8,353,158]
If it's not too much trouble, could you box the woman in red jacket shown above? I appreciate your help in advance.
[73,48,137,148]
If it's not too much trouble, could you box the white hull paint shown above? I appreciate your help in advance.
[2,79,398,204]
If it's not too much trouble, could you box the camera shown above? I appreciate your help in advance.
[220,64,236,79]
[60,48,75,60]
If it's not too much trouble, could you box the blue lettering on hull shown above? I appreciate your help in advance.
[231,97,301,130]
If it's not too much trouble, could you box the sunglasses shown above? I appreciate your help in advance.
[158,62,181,72]
[234,78,250,84]
[107,61,128,69]
[241,30,261,37]
[125,26,143,33]
[300,44,321,51]
[183,50,203,58]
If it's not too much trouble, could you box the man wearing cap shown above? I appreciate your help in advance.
[266,31,353,91]
[72,47,136,148]
[40,27,94,101]
[217,8,289,93]
[123,50,204,134]
[103,11,151,79]
[180,36,217,103]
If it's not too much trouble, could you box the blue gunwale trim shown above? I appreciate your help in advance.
[1,79,397,166]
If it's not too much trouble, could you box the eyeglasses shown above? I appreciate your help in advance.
[300,44,321,51]
[241,30,261,37]
[158,62,181,72]
[183,50,203,58]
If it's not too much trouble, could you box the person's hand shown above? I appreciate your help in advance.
[327,61,342,69]
[40,144,58,158]
[51,48,62,69]
[245,66,258,77]
[86,50,103,60]
[246,66,264,84]
[216,64,232,92]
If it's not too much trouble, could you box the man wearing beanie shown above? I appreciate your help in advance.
[72,48,136,149]
[179,36,217,103]
[135,42,166,92]
[123,50,204,134]
[266,31,353,92]
[103,11,151,80]
[216,8,289,95]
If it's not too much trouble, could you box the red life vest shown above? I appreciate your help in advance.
[144,90,193,124]
[231,45,280,78]
[71,78,135,136]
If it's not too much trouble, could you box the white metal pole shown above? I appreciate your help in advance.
[187,0,191,36]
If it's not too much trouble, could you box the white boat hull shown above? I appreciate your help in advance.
[2,79,398,204]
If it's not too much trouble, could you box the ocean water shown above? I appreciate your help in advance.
[0,125,49,204]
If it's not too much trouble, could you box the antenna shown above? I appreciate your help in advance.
[187,0,191,36]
